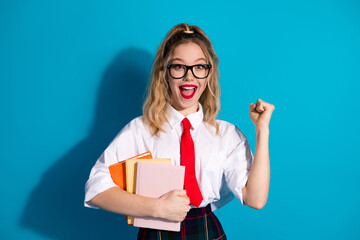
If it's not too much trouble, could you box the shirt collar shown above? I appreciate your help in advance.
[167,103,204,130]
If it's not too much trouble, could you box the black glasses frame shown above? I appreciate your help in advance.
[167,64,212,79]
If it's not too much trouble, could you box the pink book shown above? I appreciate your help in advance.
[133,161,185,232]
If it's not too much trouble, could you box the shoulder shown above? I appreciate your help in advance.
[103,116,152,160]
[113,116,149,140]
[125,116,145,129]
[119,116,147,131]
[215,119,248,143]
[106,116,150,152]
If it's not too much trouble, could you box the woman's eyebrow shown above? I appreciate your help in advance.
[171,58,184,62]
[194,58,206,62]
[171,57,207,63]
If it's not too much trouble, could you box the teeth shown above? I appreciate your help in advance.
[181,86,196,90]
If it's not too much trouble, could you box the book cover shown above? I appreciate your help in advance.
[126,158,171,225]
[108,151,152,190]
[133,161,185,232]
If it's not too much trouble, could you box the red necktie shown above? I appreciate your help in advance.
[181,118,203,207]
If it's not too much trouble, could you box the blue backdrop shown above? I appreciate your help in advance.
[1,0,359,239]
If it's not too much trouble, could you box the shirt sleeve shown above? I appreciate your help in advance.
[84,118,142,209]
[223,126,253,205]
[84,149,118,208]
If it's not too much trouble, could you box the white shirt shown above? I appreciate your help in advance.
[84,104,253,211]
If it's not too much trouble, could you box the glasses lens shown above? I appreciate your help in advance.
[170,65,186,78]
[192,65,209,78]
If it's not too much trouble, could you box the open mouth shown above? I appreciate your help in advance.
[179,85,198,99]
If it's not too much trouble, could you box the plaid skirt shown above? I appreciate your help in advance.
[137,205,226,240]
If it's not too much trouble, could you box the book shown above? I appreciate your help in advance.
[108,151,152,225]
[133,161,185,232]
[108,151,152,190]
[126,158,171,225]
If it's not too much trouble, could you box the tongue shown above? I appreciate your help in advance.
[180,88,195,96]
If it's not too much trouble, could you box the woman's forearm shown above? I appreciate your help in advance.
[243,127,270,209]
[89,187,190,222]
[89,187,159,218]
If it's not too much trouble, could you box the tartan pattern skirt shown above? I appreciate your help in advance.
[137,205,226,240]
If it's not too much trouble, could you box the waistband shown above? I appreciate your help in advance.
[185,204,212,218]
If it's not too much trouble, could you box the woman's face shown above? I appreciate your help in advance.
[167,42,209,116]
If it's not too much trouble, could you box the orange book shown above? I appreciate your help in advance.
[108,151,153,226]
[108,151,152,190]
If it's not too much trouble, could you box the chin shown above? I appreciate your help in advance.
[180,100,199,110]
[172,91,202,113]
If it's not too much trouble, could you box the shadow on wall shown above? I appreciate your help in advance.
[20,47,153,239]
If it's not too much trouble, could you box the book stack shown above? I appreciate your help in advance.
[108,152,185,232]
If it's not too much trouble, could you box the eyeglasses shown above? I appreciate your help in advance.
[167,64,212,79]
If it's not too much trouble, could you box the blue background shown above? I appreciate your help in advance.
[1,0,359,239]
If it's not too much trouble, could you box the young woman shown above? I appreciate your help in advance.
[84,23,275,240]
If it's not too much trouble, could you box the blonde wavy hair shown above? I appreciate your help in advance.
[143,23,220,136]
